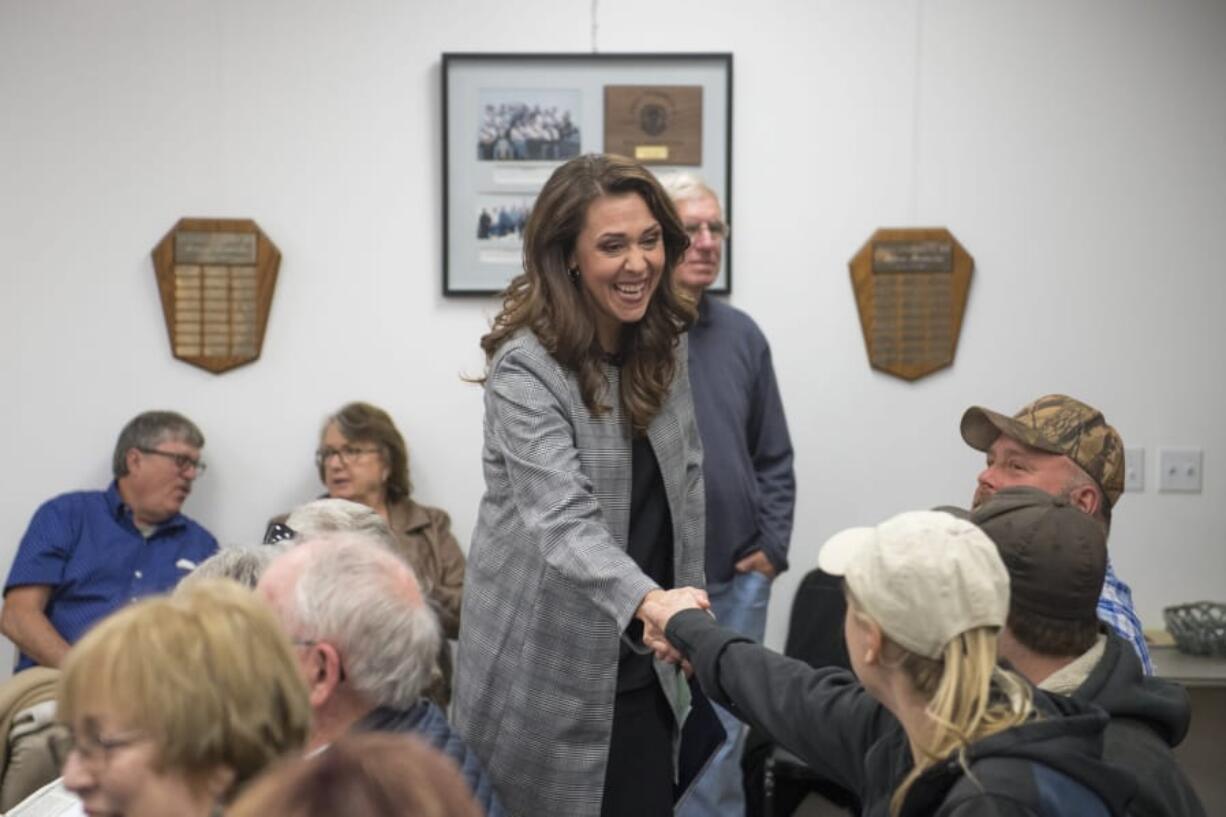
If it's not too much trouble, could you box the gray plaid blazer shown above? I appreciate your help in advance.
[454,330,705,817]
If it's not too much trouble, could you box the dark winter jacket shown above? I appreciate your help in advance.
[667,610,1137,817]
[356,701,505,817]
[1069,633,1205,817]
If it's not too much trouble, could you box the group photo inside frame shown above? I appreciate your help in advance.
[442,52,733,296]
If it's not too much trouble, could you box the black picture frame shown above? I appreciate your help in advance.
[442,52,734,296]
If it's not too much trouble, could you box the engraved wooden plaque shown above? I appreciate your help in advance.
[152,218,280,374]
[849,228,973,381]
[604,85,703,165]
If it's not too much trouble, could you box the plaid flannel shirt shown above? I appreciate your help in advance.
[1098,560,1153,675]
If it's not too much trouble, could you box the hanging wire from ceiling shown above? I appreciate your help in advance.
[909,0,925,222]
[590,0,600,52]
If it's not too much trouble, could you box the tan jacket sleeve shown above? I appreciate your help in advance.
[425,506,465,639]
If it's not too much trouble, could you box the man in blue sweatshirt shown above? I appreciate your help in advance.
[664,173,796,817]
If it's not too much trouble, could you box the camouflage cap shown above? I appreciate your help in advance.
[960,394,1124,508]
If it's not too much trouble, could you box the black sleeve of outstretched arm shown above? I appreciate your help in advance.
[667,608,892,796]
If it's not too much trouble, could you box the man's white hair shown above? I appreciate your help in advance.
[181,544,285,590]
[286,498,399,553]
[657,171,720,207]
[289,533,440,710]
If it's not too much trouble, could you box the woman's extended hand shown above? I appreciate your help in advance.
[635,587,710,664]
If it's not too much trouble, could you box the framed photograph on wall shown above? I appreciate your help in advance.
[442,52,733,296]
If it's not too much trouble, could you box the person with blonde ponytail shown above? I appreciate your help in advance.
[644,510,1137,816]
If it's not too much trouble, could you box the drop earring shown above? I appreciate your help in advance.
[568,266,579,284]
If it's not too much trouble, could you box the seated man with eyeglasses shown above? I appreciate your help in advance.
[1,410,218,672]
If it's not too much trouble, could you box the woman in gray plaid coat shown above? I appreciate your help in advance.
[454,154,708,817]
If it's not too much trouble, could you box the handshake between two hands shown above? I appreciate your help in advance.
[634,586,711,669]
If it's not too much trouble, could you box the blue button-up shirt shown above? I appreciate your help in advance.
[4,482,218,670]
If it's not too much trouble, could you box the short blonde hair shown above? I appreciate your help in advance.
[57,580,311,798]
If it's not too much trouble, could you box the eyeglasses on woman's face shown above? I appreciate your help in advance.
[58,718,212,817]
[50,725,149,770]
[314,444,381,469]
[317,423,389,508]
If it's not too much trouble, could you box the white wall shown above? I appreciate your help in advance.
[2,0,1224,675]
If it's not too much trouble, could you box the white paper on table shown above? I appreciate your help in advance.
[2,777,83,817]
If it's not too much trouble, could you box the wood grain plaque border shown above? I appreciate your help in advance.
[849,227,973,382]
[152,218,280,374]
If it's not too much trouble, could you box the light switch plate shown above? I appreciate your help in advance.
[1158,448,1203,493]
[1124,447,1145,492]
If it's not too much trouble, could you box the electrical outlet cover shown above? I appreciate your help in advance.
[1158,448,1203,493]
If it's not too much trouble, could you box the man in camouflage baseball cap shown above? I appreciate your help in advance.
[962,394,1124,519]
[959,393,1152,673]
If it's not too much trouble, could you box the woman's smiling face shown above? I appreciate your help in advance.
[569,192,664,352]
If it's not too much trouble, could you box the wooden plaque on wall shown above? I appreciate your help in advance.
[152,218,280,374]
[849,227,973,382]
[604,85,703,165]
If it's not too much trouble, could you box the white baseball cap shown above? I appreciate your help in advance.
[818,510,1010,659]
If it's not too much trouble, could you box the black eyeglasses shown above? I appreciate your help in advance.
[682,220,730,241]
[314,445,381,469]
[138,447,206,475]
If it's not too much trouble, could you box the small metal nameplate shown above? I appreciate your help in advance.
[872,240,953,274]
[175,231,258,265]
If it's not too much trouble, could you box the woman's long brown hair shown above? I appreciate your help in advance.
[479,154,695,435]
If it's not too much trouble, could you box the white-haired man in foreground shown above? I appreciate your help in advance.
[257,533,504,816]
